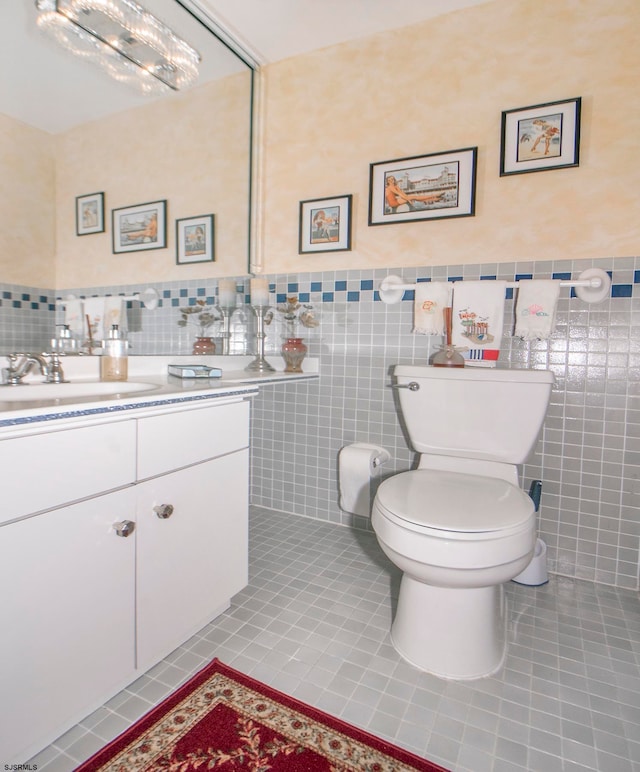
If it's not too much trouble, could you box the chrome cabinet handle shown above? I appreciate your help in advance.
[153,504,174,519]
[390,382,420,391]
[113,520,136,537]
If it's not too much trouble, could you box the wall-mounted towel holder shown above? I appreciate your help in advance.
[56,287,159,310]
[378,268,611,305]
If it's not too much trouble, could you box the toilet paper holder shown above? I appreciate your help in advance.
[371,452,389,467]
[338,443,391,517]
[351,443,390,468]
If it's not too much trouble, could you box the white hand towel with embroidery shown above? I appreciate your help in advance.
[63,298,85,338]
[104,296,128,336]
[413,281,451,335]
[514,280,561,340]
[451,280,507,362]
[83,297,106,344]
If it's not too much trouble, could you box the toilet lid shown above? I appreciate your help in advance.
[375,470,534,533]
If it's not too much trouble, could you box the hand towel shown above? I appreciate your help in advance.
[413,281,452,335]
[514,280,561,340]
[83,297,105,344]
[63,298,85,338]
[104,296,128,336]
[451,280,507,364]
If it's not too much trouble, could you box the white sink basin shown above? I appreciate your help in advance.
[0,381,159,402]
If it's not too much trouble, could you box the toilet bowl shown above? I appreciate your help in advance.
[372,469,536,678]
[371,365,553,679]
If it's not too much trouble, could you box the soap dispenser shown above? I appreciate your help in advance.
[100,324,128,382]
[51,324,77,353]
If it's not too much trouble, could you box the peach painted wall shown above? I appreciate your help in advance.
[0,114,55,286]
[259,0,640,274]
[54,71,252,288]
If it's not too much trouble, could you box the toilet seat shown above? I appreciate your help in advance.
[374,469,533,533]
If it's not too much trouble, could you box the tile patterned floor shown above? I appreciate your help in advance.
[30,507,640,772]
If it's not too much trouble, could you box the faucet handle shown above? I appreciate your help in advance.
[44,351,68,384]
[4,353,32,384]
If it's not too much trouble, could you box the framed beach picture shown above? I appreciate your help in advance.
[76,192,104,235]
[299,194,352,254]
[112,200,167,254]
[500,97,581,176]
[176,214,215,265]
[368,148,477,225]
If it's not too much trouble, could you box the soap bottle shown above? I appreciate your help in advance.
[51,324,77,354]
[100,324,128,382]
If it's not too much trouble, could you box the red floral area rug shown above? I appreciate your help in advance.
[76,658,448,771]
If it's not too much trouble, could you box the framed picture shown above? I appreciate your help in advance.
[299,194,352,254]
[76,192,104,236]
[176,214,215,265]
[500,97,581,176]
[112,200,167,254]
[368,148,477,225]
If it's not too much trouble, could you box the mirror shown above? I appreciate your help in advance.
[0,0,255,291]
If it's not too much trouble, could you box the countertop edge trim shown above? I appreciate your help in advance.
[0,388,259,429]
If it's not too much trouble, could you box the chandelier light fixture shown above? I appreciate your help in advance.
[35,0,201,95]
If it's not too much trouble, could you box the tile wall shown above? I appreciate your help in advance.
[1,255,638,590]
[0,284,55,352]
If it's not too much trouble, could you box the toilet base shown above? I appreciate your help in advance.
[391,575,506,679]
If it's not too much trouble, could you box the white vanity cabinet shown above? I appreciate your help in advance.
[0,395,250,764]
[135,399,250,670]
[136,450,249,670]
[0,487,137,764]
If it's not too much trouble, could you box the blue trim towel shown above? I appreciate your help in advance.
[514,280,561,340]
[413,281,452,335]
[451,280,508,364]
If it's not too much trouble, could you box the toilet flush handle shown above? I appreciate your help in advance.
[390,382,420,391]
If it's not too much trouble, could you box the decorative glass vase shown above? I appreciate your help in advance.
[192,336,216,355]
[281,337,307,373]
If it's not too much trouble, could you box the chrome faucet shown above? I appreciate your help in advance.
[4,352,67,385]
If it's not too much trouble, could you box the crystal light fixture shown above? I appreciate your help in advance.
[35,0,201,95]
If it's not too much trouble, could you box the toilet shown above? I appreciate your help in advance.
[372,364,553,679]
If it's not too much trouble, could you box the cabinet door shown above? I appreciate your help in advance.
[136,450,249,670]
[0,489,136,763]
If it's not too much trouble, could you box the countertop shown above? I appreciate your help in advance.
[0,355,319,431]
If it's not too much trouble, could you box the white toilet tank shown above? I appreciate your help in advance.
[394,365,554,465]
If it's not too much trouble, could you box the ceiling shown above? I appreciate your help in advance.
[199,0,493,65]
[1,0,491,133]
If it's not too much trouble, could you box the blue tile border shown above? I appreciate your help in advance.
[3,259,638,351]
[611,284,632,298]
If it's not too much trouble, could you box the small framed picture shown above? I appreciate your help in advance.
[500,97,581,176]
[299,194,352,254]
[176,214,215,265]
[76,192,104,236]
[112,200,167,254]
[369,148,477,226]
